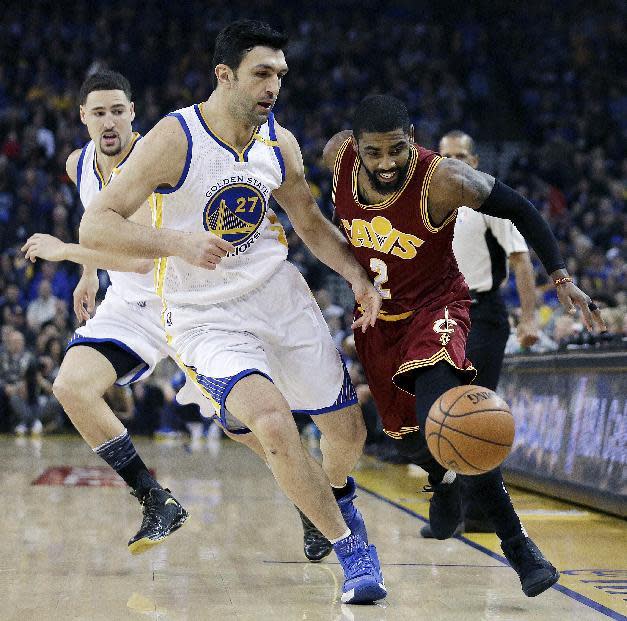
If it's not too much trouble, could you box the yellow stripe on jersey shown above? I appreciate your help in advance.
[175,355,221,414]
[253,133,279,147]
[268,213,288,247]
[419,156,456,233]
[331,138,351,203]
[393,347,476,390]
[149,193,170,333]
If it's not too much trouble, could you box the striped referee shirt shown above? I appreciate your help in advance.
[453,207,528,293]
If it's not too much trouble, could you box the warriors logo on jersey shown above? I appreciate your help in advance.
[204,180,270,254]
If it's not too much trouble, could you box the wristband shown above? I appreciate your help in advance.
[554,276,573,287]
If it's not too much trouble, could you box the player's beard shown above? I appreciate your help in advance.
[100,135,122,156]
[363,159,410,195]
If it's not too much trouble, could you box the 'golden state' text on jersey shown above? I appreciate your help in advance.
[151,105,287,307]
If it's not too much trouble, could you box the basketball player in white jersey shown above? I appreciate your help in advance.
[22,70,190,555]
[80,21,386,604]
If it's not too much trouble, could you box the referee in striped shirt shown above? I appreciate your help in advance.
[421,130,540,537]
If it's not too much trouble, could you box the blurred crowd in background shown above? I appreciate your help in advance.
[0,1,624,440]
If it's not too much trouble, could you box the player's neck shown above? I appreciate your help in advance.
[201,96,257,151]
[95,133,135,180]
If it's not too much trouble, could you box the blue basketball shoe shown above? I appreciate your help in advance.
[333,533,387,604]
[336,477,368,544]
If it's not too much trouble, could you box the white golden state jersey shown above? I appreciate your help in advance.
[76,132,156,303]
[151,105,287,306]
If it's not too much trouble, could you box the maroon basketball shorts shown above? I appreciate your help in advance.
[354,300,476,438]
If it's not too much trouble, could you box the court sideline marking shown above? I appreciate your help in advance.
[357,483,626,621]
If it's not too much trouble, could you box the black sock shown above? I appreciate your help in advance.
[463,468,523,541]
[118,456,160,498]
[94,430,160,498]
[332,481,351,500]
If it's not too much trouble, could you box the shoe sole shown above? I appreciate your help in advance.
[128,511,189,555]
[341,582,387,604]
[524,569,560,597]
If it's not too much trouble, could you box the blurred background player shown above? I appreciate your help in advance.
[325,94,605,597]
[420,129,539,537]
[23,70,189,554]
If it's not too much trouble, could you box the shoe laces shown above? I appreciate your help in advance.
[345,546,376,580]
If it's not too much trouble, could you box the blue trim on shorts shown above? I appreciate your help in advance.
[193,368,273,433]
[292,357,358,416]
[65,335,149,385]
[267,112,285,183]
[155,112,192,194]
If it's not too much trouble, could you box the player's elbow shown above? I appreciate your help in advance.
[78,213,103,250]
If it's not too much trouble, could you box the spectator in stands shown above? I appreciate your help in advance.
[26,279,61,332]
[0,328,41,434]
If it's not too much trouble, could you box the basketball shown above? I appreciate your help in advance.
[425,385,515,475]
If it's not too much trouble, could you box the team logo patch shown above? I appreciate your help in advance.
[204,183,266,247]
[433,306,457,346]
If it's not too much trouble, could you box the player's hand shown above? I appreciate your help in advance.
[351,278,382,333]
[178,232,235,270]
[21,234,67,263]
[517,318,539,348]
[556,282,606,333]
[73,271,99,324]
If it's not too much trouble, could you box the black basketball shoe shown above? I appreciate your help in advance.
[422,472,462,540]
[297,507,333,562]
[501,534,560,597]
[128,487,189,554]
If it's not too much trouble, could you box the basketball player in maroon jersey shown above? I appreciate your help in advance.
[323,95,605,598]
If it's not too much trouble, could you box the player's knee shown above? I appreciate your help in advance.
[254,408,293,447]
[52,374,75,407]
[53,370,103,408]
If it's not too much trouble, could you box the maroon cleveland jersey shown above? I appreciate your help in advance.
[332,138,469,316]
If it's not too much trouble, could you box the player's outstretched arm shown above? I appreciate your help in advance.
[429,158,606,332]
[22,234,152,274]
[79,117,234,269]
[273,126,381,330]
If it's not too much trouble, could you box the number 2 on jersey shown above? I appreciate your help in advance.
[370,258,391,299]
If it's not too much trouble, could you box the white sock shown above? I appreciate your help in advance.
[442,470,457,484]
[331,478,348,489]
[329,528,351,544]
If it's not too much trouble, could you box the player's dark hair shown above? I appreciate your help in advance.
[353,95,411,139]
[442,129,476,155]
[212,19,288,88]
[79,70,132,105]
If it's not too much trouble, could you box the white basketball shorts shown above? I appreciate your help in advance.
[166,261,357,432]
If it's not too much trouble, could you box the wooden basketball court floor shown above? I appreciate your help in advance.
[1,434,625,621]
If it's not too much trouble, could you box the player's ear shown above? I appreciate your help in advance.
[215,64,233,87]
[79,105,86,125]
[350,135,358,153]
[129,102,135,123]
[409,124,415,144]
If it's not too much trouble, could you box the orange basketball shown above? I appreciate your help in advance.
[425,385,515,475]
